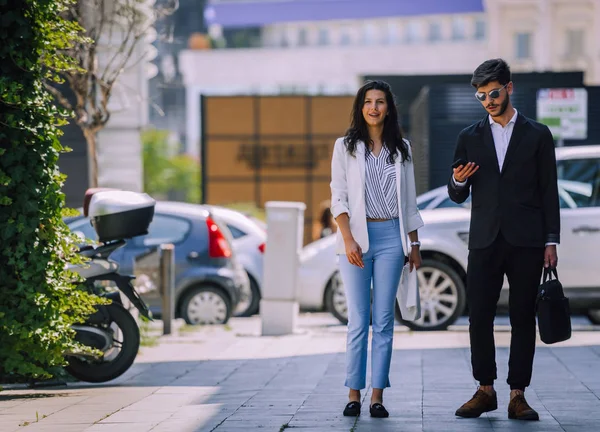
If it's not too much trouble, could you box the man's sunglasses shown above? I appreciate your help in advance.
[475,83,509,102]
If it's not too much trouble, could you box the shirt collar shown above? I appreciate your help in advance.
[489,108,518,127]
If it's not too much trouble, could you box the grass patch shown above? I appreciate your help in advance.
[279,423,289,431]
[139,316,159,347]
[19,412,47,427]
[223,324,232,332]
[140,335,159,347]
[178,324,201,333]
[94,409,120,424]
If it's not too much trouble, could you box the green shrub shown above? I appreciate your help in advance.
[0,0,102,382]
[142,128,201,203]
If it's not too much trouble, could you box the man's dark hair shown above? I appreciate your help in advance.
[470,58,511,88]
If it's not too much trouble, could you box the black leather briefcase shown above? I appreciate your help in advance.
[536,268,571,344]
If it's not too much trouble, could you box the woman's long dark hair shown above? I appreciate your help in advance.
[343,80,410,164]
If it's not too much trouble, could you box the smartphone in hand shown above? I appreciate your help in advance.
[452,158,468,169]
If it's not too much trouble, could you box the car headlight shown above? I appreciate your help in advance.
[457,231,469,245]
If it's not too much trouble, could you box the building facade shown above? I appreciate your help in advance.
[179,0,600,156]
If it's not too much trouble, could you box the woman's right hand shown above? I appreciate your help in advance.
[344,237,364,268]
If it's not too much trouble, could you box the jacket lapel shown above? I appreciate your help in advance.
[480,116,500,174]
[395,153,409,255]
[356,141,366,187]
[500,113,528,174]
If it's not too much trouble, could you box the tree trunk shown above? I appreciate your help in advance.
[83,128,98,188]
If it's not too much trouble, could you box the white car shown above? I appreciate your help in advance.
[206,206,267,317]
[299,145,600,330]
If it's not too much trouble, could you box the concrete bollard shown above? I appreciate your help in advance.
[159,243,175,335]
[261,201,305,336]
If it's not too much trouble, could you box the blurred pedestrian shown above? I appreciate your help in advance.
[318,200,336,238]
[330,80,424,418]
[449,59,560,421]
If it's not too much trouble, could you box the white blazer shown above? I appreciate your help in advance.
[330,137,425,321]
[330,137,424,255]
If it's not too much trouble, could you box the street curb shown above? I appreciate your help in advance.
[0,379,68,391]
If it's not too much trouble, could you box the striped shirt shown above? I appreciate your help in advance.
[365,145,398,219]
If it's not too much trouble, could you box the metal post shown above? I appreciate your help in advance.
[159,243,175,335]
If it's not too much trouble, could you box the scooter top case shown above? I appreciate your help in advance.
[88,190,156,243]
[83,187,118,217]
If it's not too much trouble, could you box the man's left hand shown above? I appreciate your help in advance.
[409,246,422,271]
[544,245,558,268]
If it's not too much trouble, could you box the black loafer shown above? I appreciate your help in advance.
[370,403,389,418]
[343,401,361,417]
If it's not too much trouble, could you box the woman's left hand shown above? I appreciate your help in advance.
[409,246,422,272]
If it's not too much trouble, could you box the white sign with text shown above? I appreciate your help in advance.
[536,88,587,140]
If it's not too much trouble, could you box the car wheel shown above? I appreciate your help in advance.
[325,272,348,325]
[587,309,600,325]
[395,258,466,331]
[180,286,232,325]
[236,274,261,317]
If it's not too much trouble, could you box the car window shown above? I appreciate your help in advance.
[557,158,600,208]
[417,197,435,210]
[133,214,191,247]
[68,218,98,241]
[558,194,570,209]
[227,224,247,239]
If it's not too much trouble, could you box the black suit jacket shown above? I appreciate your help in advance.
[447,113,560,250]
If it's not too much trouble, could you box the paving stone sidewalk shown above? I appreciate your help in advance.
[1,314,600,432]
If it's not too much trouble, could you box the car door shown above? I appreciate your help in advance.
[118,214,192,313]
[556,156,600,289]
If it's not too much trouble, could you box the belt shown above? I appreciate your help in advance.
[366,218,391,222]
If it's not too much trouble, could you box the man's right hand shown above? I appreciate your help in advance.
[453,162,480,183]
[344,237,364,268]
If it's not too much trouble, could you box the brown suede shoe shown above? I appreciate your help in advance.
[508,394,539,421]
[455,389,498,418]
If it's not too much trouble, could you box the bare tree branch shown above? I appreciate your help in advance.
[43,83,74,112]
[46,0,177,187]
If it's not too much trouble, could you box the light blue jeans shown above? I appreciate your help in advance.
[339,218,404,390]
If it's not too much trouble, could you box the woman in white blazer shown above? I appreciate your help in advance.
[330,80,424,418]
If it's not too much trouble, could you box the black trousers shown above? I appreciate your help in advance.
[467,233,544,390]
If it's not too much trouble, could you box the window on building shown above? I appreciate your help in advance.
[298,27,308,46]
[428,21,442,42]
[280,33,289,47]
[565,29,584,58]
[451,17,466,40]
[339,24,352,45]
[515,32,532,59]
[340,32,351,45]
[363,22,376,45]
[405,21,420,43]
[474,18,486,40]
[318,27,329,46]
[385,20,399,44]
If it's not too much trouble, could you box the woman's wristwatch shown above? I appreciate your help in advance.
[410,241,421,248]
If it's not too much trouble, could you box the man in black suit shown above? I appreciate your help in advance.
[449,59,560,421]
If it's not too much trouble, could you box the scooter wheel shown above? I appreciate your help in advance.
[65,302,140,383]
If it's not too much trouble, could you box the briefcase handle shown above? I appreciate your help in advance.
[543,267,559,282]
